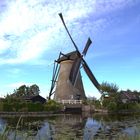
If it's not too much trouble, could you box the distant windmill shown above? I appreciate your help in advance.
[48,13,101,100]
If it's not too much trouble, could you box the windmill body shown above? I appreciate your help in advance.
[54,52,86,101]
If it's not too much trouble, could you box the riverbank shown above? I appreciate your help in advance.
[0,111,65,117]
[1,109,140,117]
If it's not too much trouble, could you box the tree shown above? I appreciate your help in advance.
[100,81,119,94]
[16,85,28,96]
[100,81,120,110]
[11,84,40,97]
[29,84,40,96]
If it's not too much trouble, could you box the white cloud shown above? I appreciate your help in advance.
[0,39,11,53]
[94,0,137,15]
[0,0,137,65]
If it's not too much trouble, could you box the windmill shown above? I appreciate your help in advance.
[48,13,101,101]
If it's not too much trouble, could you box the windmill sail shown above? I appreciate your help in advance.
[69,57,82,85]
[82,59,100,91]
[59,13,79,52]
[82,38,92,56]
[69,38,92,85]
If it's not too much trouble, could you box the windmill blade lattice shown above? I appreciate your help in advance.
[82,38,92,56]
[82,59,101,91]
[69,37,92,85]
[69,57,83,85]
[59,13,79,52]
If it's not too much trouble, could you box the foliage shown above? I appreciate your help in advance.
[0,98,63,112]
[27,102,44,112]
[100,81,119,94]
[82,100,88,105]
[44,100,62,112]
[0,102,3,111]
[102,98,109,108]
[101,91,140,112]
[107,102,117,111]
[29,84,40,96]
[0,100,42,112]
[89,99,101,108]
[3,103,13,111]
[99,82,140,111]
[9,84,40,98]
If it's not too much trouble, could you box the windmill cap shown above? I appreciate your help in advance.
[57,51,79,63]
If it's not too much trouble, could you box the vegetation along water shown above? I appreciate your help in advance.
[0,113,140,140]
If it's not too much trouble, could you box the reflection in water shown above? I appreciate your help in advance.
[36,122,54,140]
[0,114,140,139]
[0,118,6,133]
[123,126,139,136]
[83,118,101,140]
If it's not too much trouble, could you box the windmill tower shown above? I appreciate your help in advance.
[48,13,101,101]
[54,51,86,100]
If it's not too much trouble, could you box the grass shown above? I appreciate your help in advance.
[0,115,36,140]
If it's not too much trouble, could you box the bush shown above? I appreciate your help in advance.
[26,102,34,112]
[93,100,101,109]
[135,103,140,110]
[3,103,13,111]
[107,102,117,111]
[102,98,109,109]
[82,100,88,105]
[44,100,62,112]
[26,102,44,112]
[1,99,63,112]
[34,102,44,111]
[0,102,3,111]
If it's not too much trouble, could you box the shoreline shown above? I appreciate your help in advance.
[0,111,65,117]
[0,110,140,117]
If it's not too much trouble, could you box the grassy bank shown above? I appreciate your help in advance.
[0,100,63,112]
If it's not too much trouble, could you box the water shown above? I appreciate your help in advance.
[0,113,140,140]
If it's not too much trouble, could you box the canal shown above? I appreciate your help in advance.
[0,113,140,139]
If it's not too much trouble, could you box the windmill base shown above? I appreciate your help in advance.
[63,104,82,113]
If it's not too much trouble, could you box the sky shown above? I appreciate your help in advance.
[0,0,140,99]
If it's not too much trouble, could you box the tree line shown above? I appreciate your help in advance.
[89,81,140,112]
[7,84,40,98]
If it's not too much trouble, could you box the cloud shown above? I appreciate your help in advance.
[0,0,138,65]
[94,0,138,15]
[0,39,11,54]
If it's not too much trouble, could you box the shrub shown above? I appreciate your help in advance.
[44,100,62,112]
[102,98,109,109]
[34,102,44,111]
[3,103,13,111]
[93,100,101,109]
[26,102,44,112]
[0,102,3,111]
[107,102,117,111]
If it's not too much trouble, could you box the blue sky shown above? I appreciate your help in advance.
[0,0,140,99]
